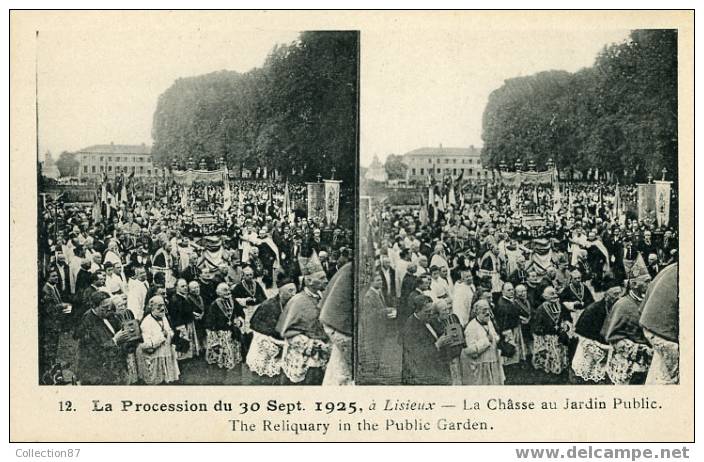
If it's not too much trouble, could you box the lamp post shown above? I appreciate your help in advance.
[661,167,667,181]
[546,157,554,171]
[647,173,653,184]
[330,167,336,180]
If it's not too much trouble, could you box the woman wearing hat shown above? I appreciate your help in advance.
[531,286,572,376]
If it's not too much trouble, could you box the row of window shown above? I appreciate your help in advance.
[82,155,151,163]
[411,168,488,177]
[421,157,479,164]
[83,165,151,175]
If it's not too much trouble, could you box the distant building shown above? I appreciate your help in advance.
[403,144,487,182]
[364,155,388,182]
[75,143,153,178]
[41,151,60,179]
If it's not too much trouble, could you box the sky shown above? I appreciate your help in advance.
[359,28,631,166]
[36,24,630,167]
[37,28,300,161]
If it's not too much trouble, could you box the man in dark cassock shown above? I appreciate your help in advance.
[400,295,453,385]
[168,278,200,360]
[75,259,93,296]
[276,254,331,385]
[203,282,245,371]
[52,253,72,302]
[560,269,595,313]
[40,269,68,375]
[604,276,653,384]
[180,254,201,282]
[570,284,623,384]
[248,247,265,281]
[77,270,106,324]
[74,291,130,385]
[399,263,419,321]
[256,227,279,288]
[377,254,397,307]
[637,230,658,261]
[197,267,218,309]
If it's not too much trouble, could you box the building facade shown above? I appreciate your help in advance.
[76,143,153,179]
[404,145,488,182]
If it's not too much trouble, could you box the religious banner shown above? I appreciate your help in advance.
[637,183,657,222]
[172,168,226,186]
[323,179,342,225]
[306,182,326,223]
[654,180,673,227]
[497,169,555,186]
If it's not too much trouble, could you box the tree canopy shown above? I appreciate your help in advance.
[384,154,408,180]
[151,31,358,186]
[481,29,678,183]
[55,151,79,177]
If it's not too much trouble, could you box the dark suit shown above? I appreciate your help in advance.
[73,310,128,385]
[399,273,417,322]
[75,269,92,295]
[39,282,64,373]
[400,314,451,385]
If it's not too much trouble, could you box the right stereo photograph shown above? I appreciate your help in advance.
[357,27,679,387]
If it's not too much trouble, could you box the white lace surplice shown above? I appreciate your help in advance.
[571,335,610,383]
[246,332,284,378]
[606,338,653,385]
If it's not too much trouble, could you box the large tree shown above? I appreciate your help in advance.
[55,151,79,177]
[151,31,358,186]
[480,29,678,183]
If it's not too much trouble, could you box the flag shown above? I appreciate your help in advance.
[181,186,188,209]
[101,173,107,207]
[480,185,485,204]
[265,185,273,216]
[419,194,428,225]
[222,166,232,211]
[283,181,290,217]
[120,174,128,204]
[448,181,457,207]
[567,188,573,217]
[92,192,102,222]
[553,182,561,214]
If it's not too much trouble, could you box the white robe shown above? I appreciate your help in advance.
[452,282,475,327]
[127,278,148,320]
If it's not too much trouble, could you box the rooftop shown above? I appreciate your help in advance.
[76,143,151,155]
[404,145,481,157]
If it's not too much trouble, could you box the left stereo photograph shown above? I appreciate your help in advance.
[36,29,358,386]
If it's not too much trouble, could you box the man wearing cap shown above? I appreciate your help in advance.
[276,254,330,385]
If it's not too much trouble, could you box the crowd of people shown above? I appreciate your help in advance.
[360,180,679,386]
[38,177,354,386]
